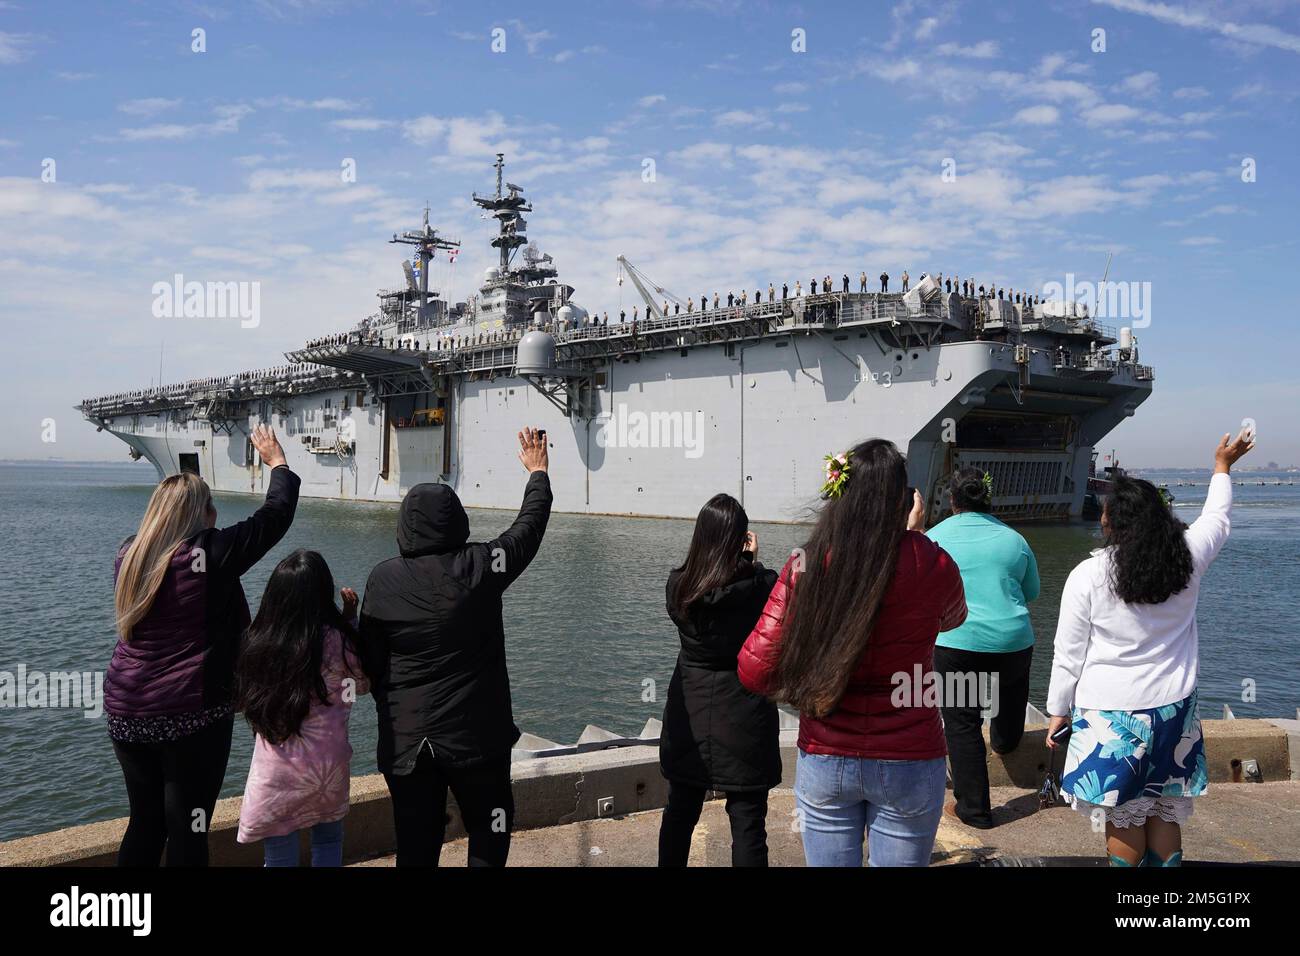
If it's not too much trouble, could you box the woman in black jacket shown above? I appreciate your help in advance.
[360,428,552,867]
[658,493,780,866]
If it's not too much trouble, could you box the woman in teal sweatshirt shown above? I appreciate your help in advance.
[926,468,1040,828]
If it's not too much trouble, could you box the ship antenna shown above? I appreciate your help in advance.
[392,203,460,325]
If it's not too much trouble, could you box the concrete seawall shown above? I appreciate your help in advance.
[2,716,1294,867]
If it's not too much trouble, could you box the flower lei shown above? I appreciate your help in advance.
[821,450,852,499]
[981,472,994,502]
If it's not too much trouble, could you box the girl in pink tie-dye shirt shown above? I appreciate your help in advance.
[234,549,369,866]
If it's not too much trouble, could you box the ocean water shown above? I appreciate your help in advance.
[1,460,1297,842]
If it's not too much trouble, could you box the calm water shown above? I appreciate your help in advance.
[1,461,1297,842]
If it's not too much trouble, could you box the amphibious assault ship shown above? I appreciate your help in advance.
[79,155,1153,523]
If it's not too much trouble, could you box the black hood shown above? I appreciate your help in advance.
[397,483,470,557]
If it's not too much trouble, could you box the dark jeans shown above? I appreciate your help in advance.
[111,715,234,867]
[383,747,514,867]
[933,644,1033,828]
[658,781,769,867]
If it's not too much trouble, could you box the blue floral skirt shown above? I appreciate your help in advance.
[1061,691,1207,828]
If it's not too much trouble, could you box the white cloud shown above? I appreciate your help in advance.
[1117,70,1160,98]
[1091,0,1300,55]
[506,18,554,55]
[119,104,252,141]
[668,142,734,167]
[0,31,33,65]
[331,117,395,131]
[714,109,771,129]
[934,40,1000,59]
[1081,103,1145,126]
[254,95,361,111]
[638,94,667,108]
[118,98,182,117]
[1013,105,1060,125]
[401,112,521,160]
[869,59,921,81]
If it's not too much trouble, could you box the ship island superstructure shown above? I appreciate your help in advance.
[79,154,1154,523]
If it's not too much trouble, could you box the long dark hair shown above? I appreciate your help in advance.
[771,439,910,717]
[1103,475,1193,604]
[948,466,991,513]
[670,493,749,618]
[235,549,360,744]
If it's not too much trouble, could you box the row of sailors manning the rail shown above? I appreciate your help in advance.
[295,272,1050,353]
[81,365,330,407]
[101,422,1253,868]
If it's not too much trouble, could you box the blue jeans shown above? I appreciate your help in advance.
[262,819,345,867]
[795,750,946,867]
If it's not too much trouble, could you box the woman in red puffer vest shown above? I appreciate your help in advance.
[738,439,967,867]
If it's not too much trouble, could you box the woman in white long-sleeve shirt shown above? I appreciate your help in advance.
[1045,430,1254,867]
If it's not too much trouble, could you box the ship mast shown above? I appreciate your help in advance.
[390,205,459,324]
[473,152,532,276]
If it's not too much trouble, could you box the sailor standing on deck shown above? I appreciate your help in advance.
[902,270,910,293]
[880,271,889,292]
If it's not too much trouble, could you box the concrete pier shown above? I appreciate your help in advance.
[2,716,1295,868]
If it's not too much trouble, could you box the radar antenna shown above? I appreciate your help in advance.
[473,153,532,275]
[390,205,460,323]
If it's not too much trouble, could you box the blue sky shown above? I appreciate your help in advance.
[1,0,1298,466]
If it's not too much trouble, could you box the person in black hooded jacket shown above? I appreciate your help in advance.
[360,427,552,866]
[658,493,781,866]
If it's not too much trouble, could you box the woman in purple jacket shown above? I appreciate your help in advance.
[106,425,300,866]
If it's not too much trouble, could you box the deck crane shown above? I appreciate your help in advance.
[616,256,686,320]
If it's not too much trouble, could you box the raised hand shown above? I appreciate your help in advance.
[906,489,926,531]
[251,423,287,469]
[517,426,549,474]
[340,587,359,619]
[1213,429,1255,474]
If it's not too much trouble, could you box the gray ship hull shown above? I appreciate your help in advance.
[93,331,1150,524]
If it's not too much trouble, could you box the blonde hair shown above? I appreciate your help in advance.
[114,473,212,641]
